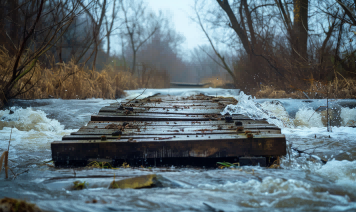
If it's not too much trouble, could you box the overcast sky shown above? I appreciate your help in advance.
[107,0,214,61]
[147,0,208,56]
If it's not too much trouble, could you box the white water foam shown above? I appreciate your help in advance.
[316,160,356,186]
[123,88,240,100]
[294,107,324,127]
[0,107,74,161]
[215,90,356,187]
[122,89,353,130]
[221,91,293,128]
[0,107,64,131]
[197,176,351,207]
[340,107,356,126]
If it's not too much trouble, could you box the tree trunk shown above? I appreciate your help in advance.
[107,33,111,56]
[216,0,251,56]
[132,50,137,75]
[58,36,63,63]
[91,0,107,74]
[92,38,98,73]
[292,0,308,60]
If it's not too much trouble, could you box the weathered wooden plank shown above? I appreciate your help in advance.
[71,127,281,135]
[85,120,270,127]
[91,114,255,122]
[82,122,278,130]
[51,93,286,167]
[161,96,237,102]
[52,134,286,162]
[118,99,237,104]
[123,94,235,101]
[63,133,284,140]
[60,133,285,141]
[99,108,225,114]
[107,102,227,107]
[100,105,227,112]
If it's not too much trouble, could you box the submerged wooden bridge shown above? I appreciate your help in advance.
[51,93,286,167]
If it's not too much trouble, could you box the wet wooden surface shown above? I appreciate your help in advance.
[51,94,286,166]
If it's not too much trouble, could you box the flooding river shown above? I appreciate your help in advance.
[0,88,356,212]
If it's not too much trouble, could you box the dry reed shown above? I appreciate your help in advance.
[0,46,170,101]
[17,60,135,99]
[255,79,356,99]
[201,76,232,88]
[0,151,8,179]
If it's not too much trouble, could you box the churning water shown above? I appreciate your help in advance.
[0,88,356,212]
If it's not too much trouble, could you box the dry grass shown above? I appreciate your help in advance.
[16,61,133,99]
[201,76,232,88]
[255,79,356,99]
[256,85,304,99]
[0,46,170,101]
[1,43,354,101]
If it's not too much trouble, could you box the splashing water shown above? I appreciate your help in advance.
[340,107,356,126]
[293,107,324,128]
[0,107,64,131]
[222,91,293,128]
[0,89,356,212]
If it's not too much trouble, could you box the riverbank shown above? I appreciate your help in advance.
[201,76,356,99]
[0,55,170,109]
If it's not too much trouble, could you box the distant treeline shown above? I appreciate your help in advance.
[0,0,355,106]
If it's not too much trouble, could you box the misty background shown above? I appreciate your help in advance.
[1,0,356,104]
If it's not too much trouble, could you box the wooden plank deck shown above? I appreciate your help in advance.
[51,94,286,167]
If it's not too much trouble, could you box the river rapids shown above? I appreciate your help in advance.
[0,88,355,212]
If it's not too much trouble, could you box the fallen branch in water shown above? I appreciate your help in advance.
[126,88,147,104]
[0,151,9,178]
[308,106,327,122]
[0,128,29,179]
[297,140,335,153]
[0,128,12,178]
[9,168,29,180]
[203,202,221,212]
[291,143,332,164]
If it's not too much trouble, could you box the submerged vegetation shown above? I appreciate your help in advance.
[0,198,42,212]
[217,162,240,169]
[86,161,118,169]
[72,181,88,190]
[109,174,158,189]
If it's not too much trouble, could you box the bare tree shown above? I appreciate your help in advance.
[120,0,159,75]
[193,0,237,85]
[77,0,108,73]
[193,0,284,91]
[104,0,119,56]
[0,0,90,105]
[334,0,356,26]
